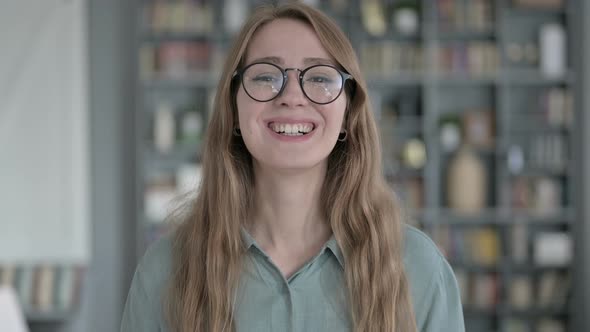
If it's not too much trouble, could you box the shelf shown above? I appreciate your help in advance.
[143,142,201,173]
[141,74,219,89]
[463,307,500,316]
[510,263,570,273]
[464,305,569,317]
[144,215,173,227]
[431,75,499,85]
[419,208,574,225]
[145,141,201,159]
[505,6,569,17]
[366,73,423,87]
[360,31,423,43]
[390,118,424,133]
[507,125,571,134]
[508,168,570,178]
[441,147,498,157]
[384,168,423,179]
[501,70,575,85]
[509,208,575,224]
[141,31,213,43]
[505,307,569,317]
[436,30,496,40]
[134,2,582,330]
[449,261,503,273]
[409,72,575,86]
[450,261,570,273]
[25,309,75,323]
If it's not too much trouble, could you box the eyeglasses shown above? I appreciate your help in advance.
[233,62,354,105]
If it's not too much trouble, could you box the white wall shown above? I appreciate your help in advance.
[0,0,89,263]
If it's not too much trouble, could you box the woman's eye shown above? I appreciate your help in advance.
[307,76,331,84]
[252,75,279,83]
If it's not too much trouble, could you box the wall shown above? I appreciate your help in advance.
[0,0,89,263]
[26,0,590,331]
[574,0,590,330]
[29,0,136,331]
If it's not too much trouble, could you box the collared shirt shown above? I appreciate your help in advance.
[121,225,465,332]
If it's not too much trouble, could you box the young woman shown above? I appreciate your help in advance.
[121,2,464,331]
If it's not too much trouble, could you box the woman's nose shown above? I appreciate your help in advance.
[275,70,308,107]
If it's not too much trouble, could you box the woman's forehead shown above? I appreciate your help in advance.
[246,55,336,67]
[243,18,334,65]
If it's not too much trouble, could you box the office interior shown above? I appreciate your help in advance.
[0,0,589,331]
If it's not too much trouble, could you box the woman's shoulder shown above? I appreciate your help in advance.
[135,232,174,289]
[402,224,454,301]
[402,225,465,331]
[121,233,175,331]
[402,224,446,270]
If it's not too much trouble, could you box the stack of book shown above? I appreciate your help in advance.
[454,269,500,310]
[140,41,212,80]
[360,42,423,77]
[437,42,498,76]
[142,0,214,35]
[437,0,494,32]
[0,265,85,314]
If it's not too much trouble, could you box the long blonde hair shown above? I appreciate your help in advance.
[165,2,417,331]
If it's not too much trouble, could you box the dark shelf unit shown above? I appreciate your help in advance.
[134,0,582,331]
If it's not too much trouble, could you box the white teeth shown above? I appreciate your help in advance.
[270,122,314,135]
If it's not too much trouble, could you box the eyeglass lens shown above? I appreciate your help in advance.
[241,63,344,104]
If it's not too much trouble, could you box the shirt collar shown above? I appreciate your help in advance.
[240,226,345,267]
[240,226,271,259]
[240,226,256,250]
[325,235,345,267]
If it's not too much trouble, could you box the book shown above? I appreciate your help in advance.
[537,271,570,308]
[534,232,572,267]
[537,318,565,332]
[437,42,498,75]
[472,274,498,309]
[509,275,533,309]
[511,223,529,264]
[70,266,86,309]
[469,228,500,265]
[503,318,531,332]
[463,109,495,149]
[513,0,563,9]
[33,265,55,312]
[453,269,470,305]
[55,266,74,311]
[0,266,16,287]
[15,266,33,310]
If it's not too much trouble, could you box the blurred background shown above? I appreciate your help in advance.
[0,0,589,331]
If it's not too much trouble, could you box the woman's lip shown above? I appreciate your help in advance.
[265,118,318,127]
[266,125,316,142]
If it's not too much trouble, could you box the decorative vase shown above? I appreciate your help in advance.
[447,145,487,214]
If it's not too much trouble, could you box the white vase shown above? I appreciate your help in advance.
[540,23,566,78]
[447,145,487,214]
[224,0,248,34]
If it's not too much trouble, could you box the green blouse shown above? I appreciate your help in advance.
[121,225,465,331]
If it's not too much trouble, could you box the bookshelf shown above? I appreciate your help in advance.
[134,0,582,331]
[0,264,86,324]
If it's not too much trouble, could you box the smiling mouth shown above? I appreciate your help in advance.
[268,122,316,136]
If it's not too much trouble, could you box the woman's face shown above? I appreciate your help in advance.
[236,18,347,173]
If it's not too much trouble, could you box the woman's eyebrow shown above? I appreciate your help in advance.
[248,56,335,66]
[249,56,283,64]
[303,57,335,66]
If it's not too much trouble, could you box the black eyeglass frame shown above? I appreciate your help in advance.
[233,62,355,105]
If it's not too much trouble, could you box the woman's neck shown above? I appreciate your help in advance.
[248,162,332,257]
